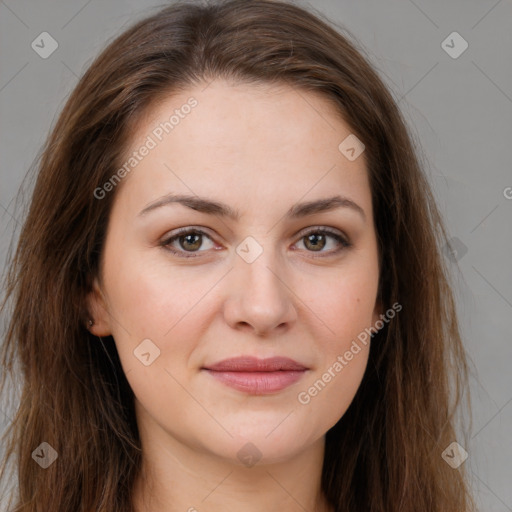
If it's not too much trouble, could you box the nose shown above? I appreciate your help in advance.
[222,245,297,337]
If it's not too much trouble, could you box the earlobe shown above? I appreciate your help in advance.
[85,277,112,336]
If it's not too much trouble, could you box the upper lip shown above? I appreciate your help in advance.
[203,356,308,372]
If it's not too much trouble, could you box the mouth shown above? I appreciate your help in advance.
[201,356,309,394]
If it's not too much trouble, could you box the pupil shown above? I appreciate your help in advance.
[307,234,325,251]
[183,234,201,250]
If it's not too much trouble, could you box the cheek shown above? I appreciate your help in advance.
[301,258,379,350]
[295,282,374,430]
[292,259,377,421]
[101,256,210,422]
[296,342,369,437]
[100,252,185,374]
[103,247,213,337]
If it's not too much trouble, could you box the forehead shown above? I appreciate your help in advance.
[114,79,372,220]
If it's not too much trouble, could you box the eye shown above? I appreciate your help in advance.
[160,226,351,259]
[293,227,351,257]
[160,227,216,258]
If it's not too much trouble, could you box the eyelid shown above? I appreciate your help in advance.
[293,226,351,256]
[295,225,348,241]
[160,226,217,258]
[159,225,351,258]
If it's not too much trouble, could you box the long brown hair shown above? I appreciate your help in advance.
[0,0,477,510]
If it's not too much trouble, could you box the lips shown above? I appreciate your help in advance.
[203,356,308,372]
[202,356,308,394]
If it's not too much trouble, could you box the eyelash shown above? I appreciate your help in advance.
[159,226,351,259]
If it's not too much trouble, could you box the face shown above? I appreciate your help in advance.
[87,78,382,466]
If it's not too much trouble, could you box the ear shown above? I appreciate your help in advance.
[85,276,112,336]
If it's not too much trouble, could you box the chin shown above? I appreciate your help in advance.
[199,425,318,467]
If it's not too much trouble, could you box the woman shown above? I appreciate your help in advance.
[0,0,476,510]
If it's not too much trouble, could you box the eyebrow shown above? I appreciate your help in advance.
[138,193,366,222]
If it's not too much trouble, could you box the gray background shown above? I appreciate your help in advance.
[0,0,511,510]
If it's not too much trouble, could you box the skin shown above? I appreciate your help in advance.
[87,78,382,512]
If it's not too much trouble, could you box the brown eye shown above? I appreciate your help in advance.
[179,232,203,251]
[295,228,351,257]
[161,228,215,258]
[303,232,327,251]
[160,226,351,259]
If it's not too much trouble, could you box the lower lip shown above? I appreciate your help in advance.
[203,369,306,394]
